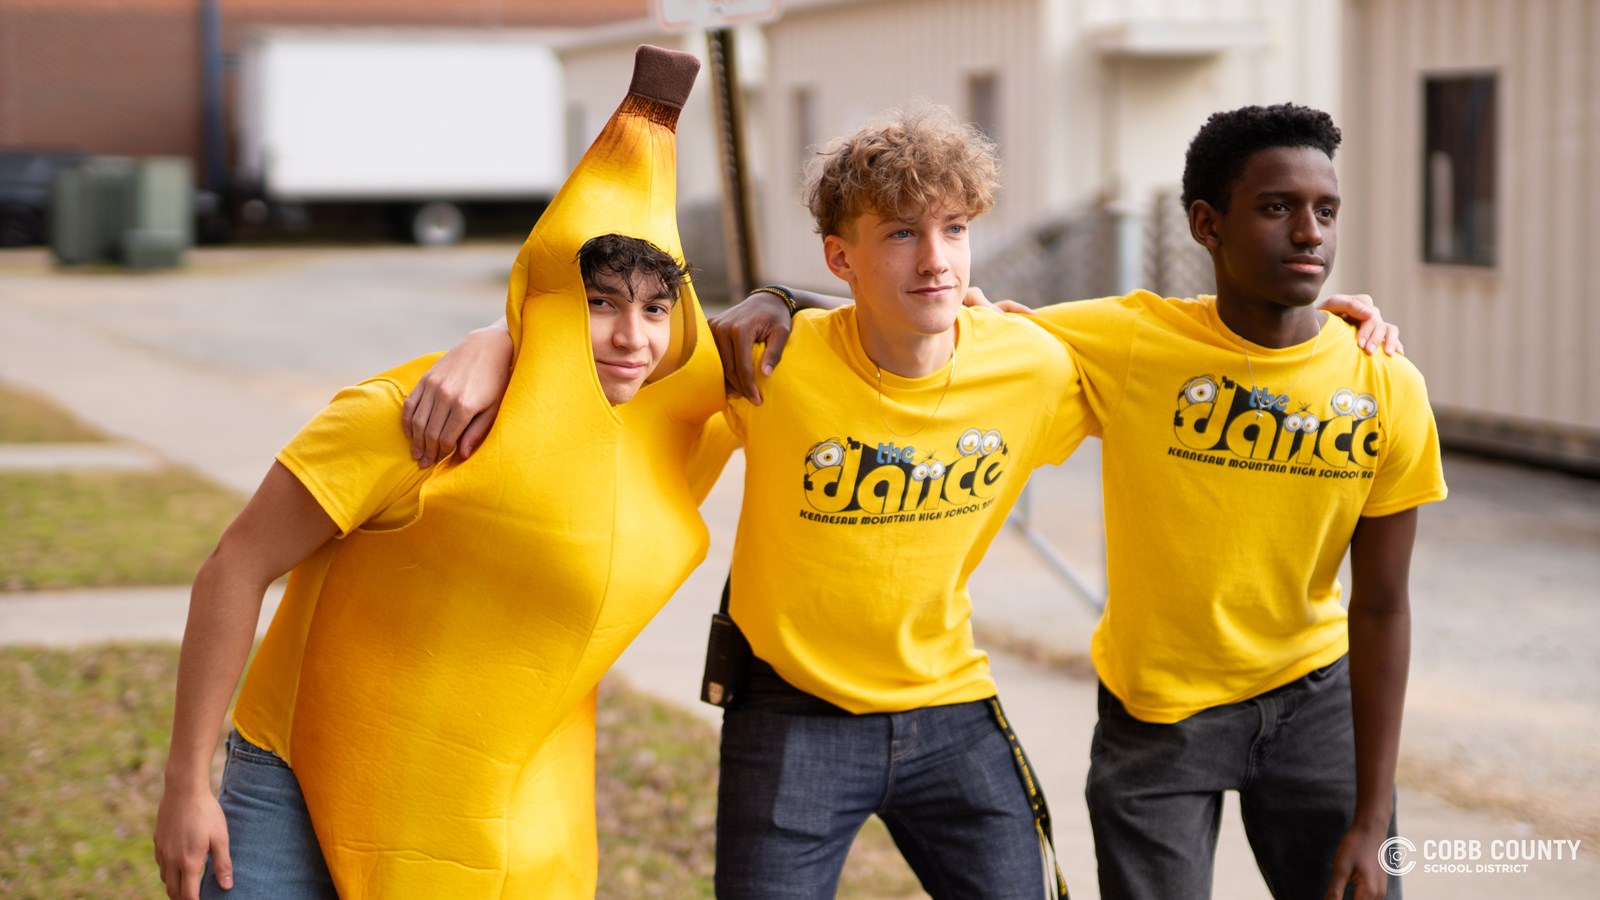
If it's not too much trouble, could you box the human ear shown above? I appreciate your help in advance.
[1188,200,1221,252]
[823,234,855,282]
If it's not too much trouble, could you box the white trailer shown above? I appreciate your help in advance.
[236,28,565,245]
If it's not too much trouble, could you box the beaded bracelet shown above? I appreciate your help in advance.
[749,284,798,317]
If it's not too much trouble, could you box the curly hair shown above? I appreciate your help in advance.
[1180,103,1342,213]
[802,106,999,238]
[576,233,690,300]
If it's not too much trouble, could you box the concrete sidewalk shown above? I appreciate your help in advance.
[3,246,1593,898]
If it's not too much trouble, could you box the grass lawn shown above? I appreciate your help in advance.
[0,383,106,443]
[0,469,245,591]
[0,645,924,899]
[0,380,245,591]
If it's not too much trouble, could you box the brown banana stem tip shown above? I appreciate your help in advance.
[628,44,700,110]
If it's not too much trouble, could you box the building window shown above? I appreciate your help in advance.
[1423,75,1496,266]
[967,72,999,147]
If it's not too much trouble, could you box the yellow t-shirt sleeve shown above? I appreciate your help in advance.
[1032,343,1097,467]
[1030,294,1146,429]
[275,376,432,536]
[1364,359,1449,517]
[686,411,742,505]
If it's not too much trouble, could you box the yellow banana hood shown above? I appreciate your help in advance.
[231,45,725,899]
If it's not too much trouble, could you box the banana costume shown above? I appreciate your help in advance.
[229,46,724,897]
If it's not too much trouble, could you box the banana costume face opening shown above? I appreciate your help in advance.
[232,45,728,899]
[576,232,690,405]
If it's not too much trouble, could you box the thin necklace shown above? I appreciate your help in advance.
[1238,321,1323,419]
[876,355,956,438]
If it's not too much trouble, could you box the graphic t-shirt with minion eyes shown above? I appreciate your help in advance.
[723,304,1095,714]
[227,46,727,900]
[1031,291,1448,724]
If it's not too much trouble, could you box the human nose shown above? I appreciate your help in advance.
[1291,207,1324,247]
[613,308,647,350]
[917,232,950,276]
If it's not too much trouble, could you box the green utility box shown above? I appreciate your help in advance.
[125,157,193,269]
[51,156,193,268]
[51,157,135,265]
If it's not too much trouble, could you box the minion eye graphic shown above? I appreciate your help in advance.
[1182,377,1218,404]
[1354,394,1377,419]
[980,429,1003,455]
[912,462,931,481]
[1283,413,1304,432]
[809,441,844,468]
[1332,388,1356,415]
[927,460,946,480]
[1301,413,1321,433]
[958,428,983,456]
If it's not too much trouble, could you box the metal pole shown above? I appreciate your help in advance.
[199,0,226,195]
[706,27,761,299]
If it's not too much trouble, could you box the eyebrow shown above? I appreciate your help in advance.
[1256,190,1341,203]
[584,282,678,305]
[883,211,969,227]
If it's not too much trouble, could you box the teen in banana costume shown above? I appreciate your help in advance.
[154,46,725,899]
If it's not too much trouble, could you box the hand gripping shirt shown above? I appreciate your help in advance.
[229,46,726,898]
[724,305,1094,713]
[1032,291,1448,723]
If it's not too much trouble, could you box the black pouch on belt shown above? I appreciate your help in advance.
[700,574,751,708]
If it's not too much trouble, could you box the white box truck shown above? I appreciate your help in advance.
[236,28,565,245]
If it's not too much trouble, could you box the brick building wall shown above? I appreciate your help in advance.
[0,0,646,181]
[0,1,201,157]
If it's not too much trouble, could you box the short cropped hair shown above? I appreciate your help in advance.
[1180,103,1342,213]
[802,106,999,238]
[576,233,690,300]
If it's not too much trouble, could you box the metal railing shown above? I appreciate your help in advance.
[979,192,1213,612]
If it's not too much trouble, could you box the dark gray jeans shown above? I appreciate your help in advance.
[716,660,1049,899]
[1086,655,1400,900]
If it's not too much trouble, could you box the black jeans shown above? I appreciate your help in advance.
[1086,656,1400,900]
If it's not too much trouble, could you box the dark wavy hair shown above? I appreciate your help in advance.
[576,233,690,299]
[1180,103,1342,213]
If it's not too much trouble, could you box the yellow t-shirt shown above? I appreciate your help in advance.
[725,305,1095,713]
[1032,291,1448,723]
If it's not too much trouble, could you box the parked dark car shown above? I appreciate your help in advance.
[0,150,90,246]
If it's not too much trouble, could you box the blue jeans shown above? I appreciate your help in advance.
[715,660,1049,899]
[1086,655,1400,900]
[200,729,338,900]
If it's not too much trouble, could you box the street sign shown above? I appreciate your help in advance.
[650,0,782,32]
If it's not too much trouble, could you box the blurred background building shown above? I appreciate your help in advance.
[0,0,1594,471]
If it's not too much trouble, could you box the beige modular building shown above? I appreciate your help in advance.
[556,0,1343,288]
[1338,0,1600,471]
